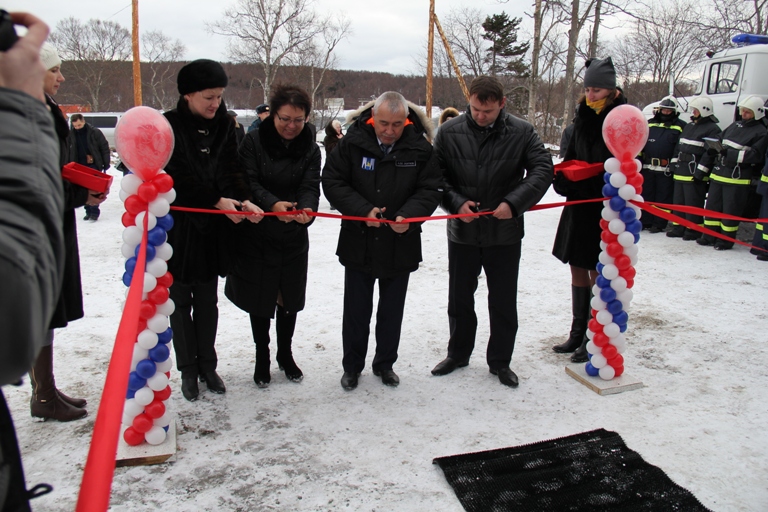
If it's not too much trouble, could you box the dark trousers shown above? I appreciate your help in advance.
[447,240,521,370]
[751,194,768,254]
[642,169,674,229]
[672,178,707,229]
[701,180,750,247]
[83,204,100,218]
[341,267,410,374]
[0,390,31,511]
[169,278,219,378]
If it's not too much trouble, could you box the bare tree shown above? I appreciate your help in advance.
[141,30,186,110]
[442,7,490,78]
[210,0,328,102]
[50,17,131,111]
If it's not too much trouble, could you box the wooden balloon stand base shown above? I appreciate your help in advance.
[116,421,177,467]
[566,363,644,396]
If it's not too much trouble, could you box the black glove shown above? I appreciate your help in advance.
[693,170,705,182]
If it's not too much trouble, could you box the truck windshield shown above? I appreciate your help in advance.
[707,60,741,94]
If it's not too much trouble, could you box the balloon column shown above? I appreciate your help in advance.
[584,105,649,381]
[115,106,177,445]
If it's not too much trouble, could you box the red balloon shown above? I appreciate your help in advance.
[137,318,147,333]
[614,365,625,377]
[606,242,623,258]
[152,173,174,193]
[156,272,174,289]
[626,278,635,289]
[165,371,171,379]
[137,182,159,203]
[154,385,172,401]
[614,254,632,270]
[139,300,157,320]
[124,195,148,215]
[601,231,618,244]
[144,400,166,419]
[619,266,636,279]
[132,413,153,434]
[608,354,624,367]
[627,173,643,188]
[122,211,136,227]
[602,105,650,160]
[588,319,603,333]
[599,219,609,231]
[602,343,618,359]
[620,160,636,174]
[123,426,145,446]
[115,106,175,181]
[593,332,609,347]
[147,285,169,305]
[635,186,643,195]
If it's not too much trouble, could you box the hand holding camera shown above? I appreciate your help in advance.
[0,11,50,102]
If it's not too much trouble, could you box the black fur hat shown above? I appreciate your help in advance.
[177,59,228,95]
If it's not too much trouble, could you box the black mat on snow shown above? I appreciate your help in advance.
[433,428,712,512]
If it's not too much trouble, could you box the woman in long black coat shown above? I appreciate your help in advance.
[163,59,260,401]
[551,57,627,362]
[225,84,321,388]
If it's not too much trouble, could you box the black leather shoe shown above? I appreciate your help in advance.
[696,237,712,246]
[199,371,226,394]
[82,214,91,221]
[181,377,199,401]
[373,369,399,387]
[648,225,662,234]
[431,357,469,376]
[277,356,304,382]
[340,372,359,391]
[490,367,519,387]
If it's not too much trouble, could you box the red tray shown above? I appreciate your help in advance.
[554,160,604,181]
[62,162,113,193]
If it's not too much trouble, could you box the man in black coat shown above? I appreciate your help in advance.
[431,76,554,387]
[322,91,442,390]
[68,113,110,220]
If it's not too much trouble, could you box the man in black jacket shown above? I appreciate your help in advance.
[68,113,110,220]
[322,91,442,390]
[431,76,553,387]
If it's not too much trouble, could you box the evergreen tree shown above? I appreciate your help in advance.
[482,12,530,77]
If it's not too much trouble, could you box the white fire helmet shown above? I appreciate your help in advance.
[688,96,714,117]
[737,95,765,120]
[656,96,679,114]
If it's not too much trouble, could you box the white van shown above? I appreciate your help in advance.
[80,112,123,149]
[643,34,768,129]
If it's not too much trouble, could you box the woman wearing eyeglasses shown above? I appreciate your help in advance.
[225,84,321,388]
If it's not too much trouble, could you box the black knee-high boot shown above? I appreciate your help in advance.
[570,287,593,363]
[553,286,591,354]
[250,315,271,388]
[276,306,303,382]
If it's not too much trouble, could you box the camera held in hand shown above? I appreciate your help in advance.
[0,10,18,52]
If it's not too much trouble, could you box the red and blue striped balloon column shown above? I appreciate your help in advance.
[115,106,177,445]
[585,105,649,380]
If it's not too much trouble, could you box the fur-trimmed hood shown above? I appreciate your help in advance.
[346,99,434,141]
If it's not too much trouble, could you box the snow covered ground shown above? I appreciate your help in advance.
[5,151,767,511]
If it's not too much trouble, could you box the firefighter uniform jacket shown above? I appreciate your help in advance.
[696,118,768,186]
[641,115,686,172]
[671,116,721,183]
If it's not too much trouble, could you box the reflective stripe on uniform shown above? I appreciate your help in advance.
[723,139,748,150]
[704,219,720,227]
[643,165,668,172]
[649,123,683,132]
[711,174,751,185]
[679,138,705,147]
[673,175,694,182]
[697,164,709,173]
[761,175,768,183]
[737,150,745,164]
[721,224,739,233]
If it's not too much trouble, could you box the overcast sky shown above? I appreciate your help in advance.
[10,0,527,75]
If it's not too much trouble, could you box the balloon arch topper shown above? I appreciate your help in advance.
[115,106,177,446]
[585,105,649,381]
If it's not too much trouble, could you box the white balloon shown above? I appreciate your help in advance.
[599,241,607,251]
[608,218,626,234]
[586,340,600,354]
[601,207,619,221]
[596,310,613,325]
[610,276,628,292]
[122,226,143,246]
[131,348,149,371]
[122,411,139,427]
[147,372,170,391]
[159,188,176,204]
[604,158,620,174]
[603,322,620,338]
[630,253,639,266]
[586,328,595,340]
[599,365,616,380]
[134,386,155,406]
[602,264,619,280]
[591,353,608,368]
[635,159,642,173]
[609,173,627,188]
[137,329,159,350]
[592,284,602,297]
[155,242,173,261]
[598,251,615,265]
[135,211,158,231]
[156,357,173,373]
[121,243,136,259]
[144,273,157,294]
[119,188,129,202]
[153,412,172,427]
[156,298,175,316]
[145,426,167,446]
[617,231,635,247]
[617,290,634,309]
[123,398,144,417]
[611,334,627,353]
[624,244,639,257]
[146,258,168,278]
[618,184,636,200]
[149,197,171,217]
[591,296,607,311]
[120,173,143,195]
[147,313,169,334]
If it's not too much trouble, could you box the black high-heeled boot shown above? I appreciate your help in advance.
[276,306,303,382]
[553,286,591,354]
[250,315,271,388]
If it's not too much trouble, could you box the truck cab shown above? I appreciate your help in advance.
[643,34,768,129]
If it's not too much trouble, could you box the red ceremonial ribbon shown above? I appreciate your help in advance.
[76,213,149,511]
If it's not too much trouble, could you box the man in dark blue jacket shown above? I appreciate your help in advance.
[68,113,110,220]
[322,91,442,390]
[431,76,553,388]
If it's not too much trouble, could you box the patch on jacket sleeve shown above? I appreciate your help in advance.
[361,156,375,171]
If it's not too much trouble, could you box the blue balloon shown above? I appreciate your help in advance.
[600,287,617,303]
[163,425,169,432]
[126,388,136,399]
[122,271,133,287]
[619,323,628,333]
[627,219,643,234]
[603,172,612,184]
[149,343,170,363]
[634,232,641,244]
[614,311,629,325]
[128,371,147,391]
[619,207,637,223]
[125,256,138,274]
[596,275,611,289]
[147,226,167,246]
[158,327,173,344]
[596,262,605,274]
[602,184,619,197]
[607,299,624,315]
[609,196,626,212]
[135,243,157,261]
[136,359,157,379]
[156,214,174,232]
[585,362,599,376]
